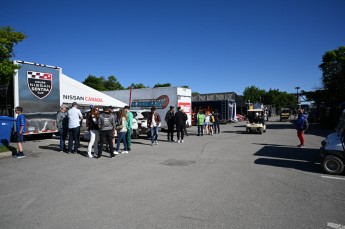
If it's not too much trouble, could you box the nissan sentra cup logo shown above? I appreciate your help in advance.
[27,71,52,99]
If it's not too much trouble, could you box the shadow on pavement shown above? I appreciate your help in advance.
[253,145,322,174]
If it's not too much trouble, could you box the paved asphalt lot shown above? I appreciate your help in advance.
[0,118,344,229]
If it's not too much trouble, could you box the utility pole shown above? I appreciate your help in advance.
[295,86,300,108]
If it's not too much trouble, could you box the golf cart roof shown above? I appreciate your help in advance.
[248,109,264,112]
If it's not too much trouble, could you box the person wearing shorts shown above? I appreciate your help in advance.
[14,106,26,158]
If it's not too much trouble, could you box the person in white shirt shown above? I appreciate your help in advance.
[67,102,83,154]
[147,106,161,146]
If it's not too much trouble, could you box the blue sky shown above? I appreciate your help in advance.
[2,0,344,95]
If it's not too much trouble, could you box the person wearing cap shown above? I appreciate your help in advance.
[147,106,161,146]
[165,106,175,142]
[67,102,83,154]
[124,105,133,151]
[56,105,68,152]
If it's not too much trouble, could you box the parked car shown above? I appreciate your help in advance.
[131,109,153,137]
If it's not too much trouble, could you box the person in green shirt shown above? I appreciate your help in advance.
[196,110,205,136]
[124,105,133,151]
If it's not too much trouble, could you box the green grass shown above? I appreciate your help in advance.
[0,145,15,153]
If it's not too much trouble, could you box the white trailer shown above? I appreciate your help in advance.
[9,60,126,136]
[104,87,192,129]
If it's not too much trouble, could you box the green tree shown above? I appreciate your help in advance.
[264,89,296,111]
[319,46,345,105]
[192,92,200,97]
[104,75,124,90]
[153,83,171,88]
[83,75,124,91]
[82,75,106,91]
[0,26,27,84]
[243,86,266,104]
[126,83,148,89]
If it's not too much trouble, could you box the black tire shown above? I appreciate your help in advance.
[132,130,139,139]
[322,155,344,175]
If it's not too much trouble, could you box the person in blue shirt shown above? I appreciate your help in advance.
[296,109,307,148]
[14,106,26,158]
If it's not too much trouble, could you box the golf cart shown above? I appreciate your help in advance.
[280,108,291,121]
[246,109,267,134]
[321,109,345,175]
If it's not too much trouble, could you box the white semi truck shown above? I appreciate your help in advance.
[0,60,126,136]
[104,87,192,130]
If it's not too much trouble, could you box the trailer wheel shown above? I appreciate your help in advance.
[322,155,344,175]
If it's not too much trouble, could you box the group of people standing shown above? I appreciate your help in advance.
[195,109,220,136]
[165,106,189,143]
[56,102,133,159]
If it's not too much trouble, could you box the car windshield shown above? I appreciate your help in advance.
[142,112,150,119]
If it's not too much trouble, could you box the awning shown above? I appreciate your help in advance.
[60,74,127,108]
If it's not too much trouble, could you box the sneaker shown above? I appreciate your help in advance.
[176,140,180,143]
[181,140,184,143]
[87,154,93,158]
[16,153,25,159]
[123,151,128,154]
[297,145,305,148]
[154,141,158,145]
[114,151,119,155]
[151,143,154,146]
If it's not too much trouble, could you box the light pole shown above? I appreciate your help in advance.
[295,86,300,108]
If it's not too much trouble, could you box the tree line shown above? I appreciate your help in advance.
[82,75,176,91]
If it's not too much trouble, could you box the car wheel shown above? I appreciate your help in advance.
[132,130,139,139]
[322,155,344,175]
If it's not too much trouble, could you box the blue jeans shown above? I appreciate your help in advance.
[150,126,159,143]
[59,128,68,151]
[116,131,128,151]
[68,126,80,153]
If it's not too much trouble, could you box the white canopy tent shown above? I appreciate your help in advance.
[59,74,127,108]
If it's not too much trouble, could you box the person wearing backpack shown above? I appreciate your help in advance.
[296,109,307,148]
[97,106,116,158]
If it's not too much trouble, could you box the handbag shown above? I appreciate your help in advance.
[116,124,123,131]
